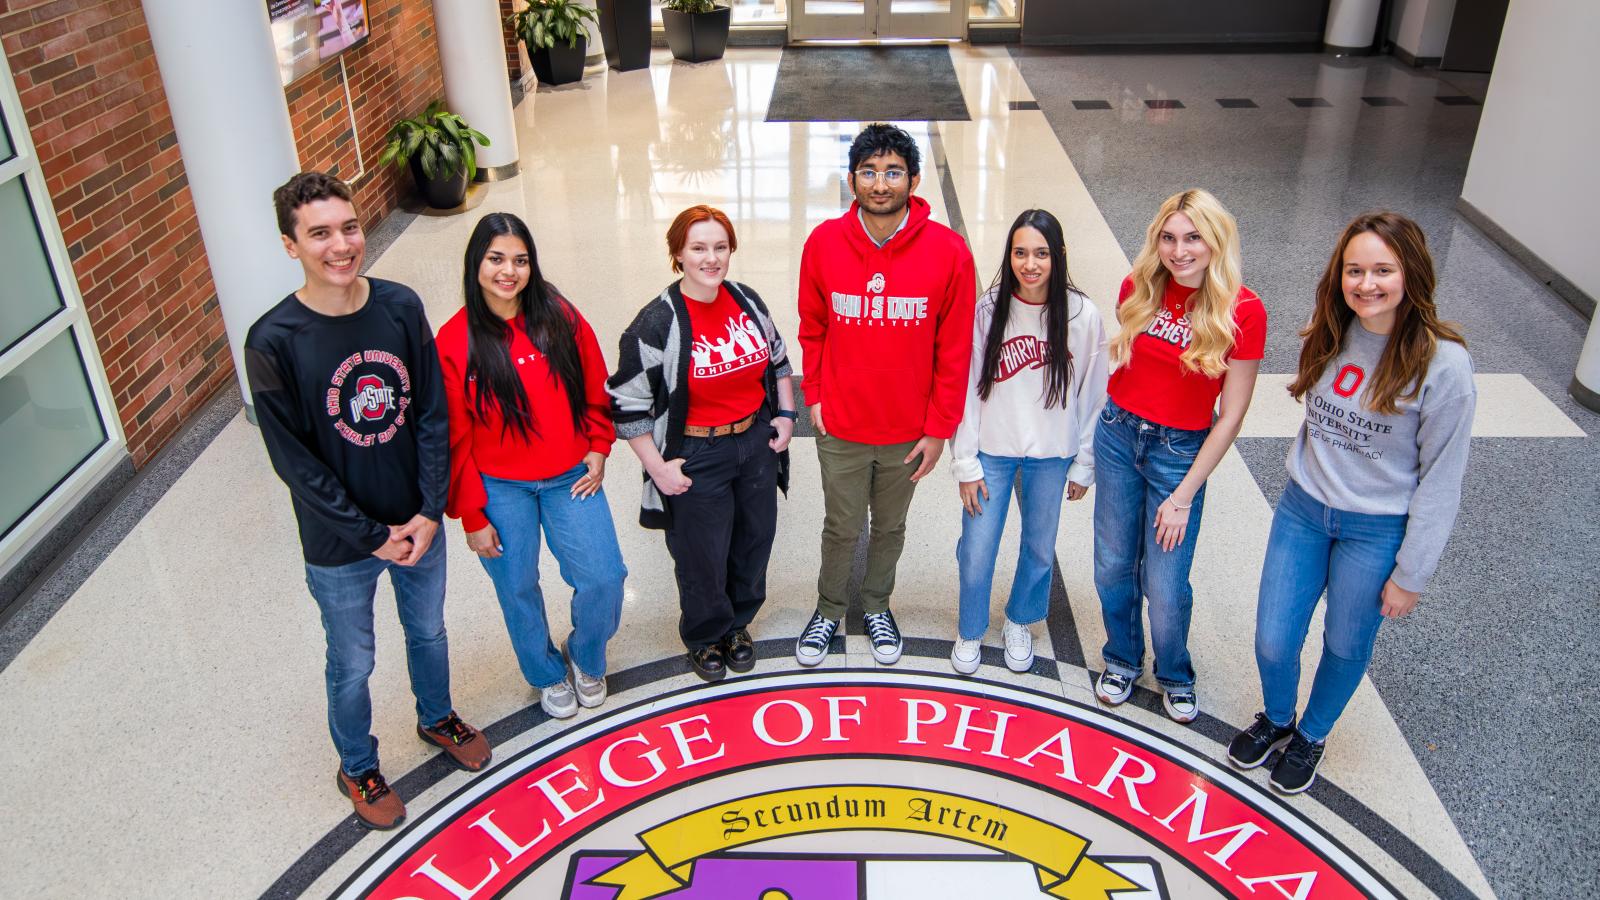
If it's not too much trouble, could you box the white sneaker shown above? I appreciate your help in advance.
[1001,619,1034,672]
[795,612,840,667]
[1095,670,1133,706]
[541,678,578,719]
[565,640,606,709]
[950,637,981,674]
[1163,688,1199,724]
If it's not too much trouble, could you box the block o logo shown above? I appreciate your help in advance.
[1332,364,1365,399]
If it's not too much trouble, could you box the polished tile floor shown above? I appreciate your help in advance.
[0,46,1593,899]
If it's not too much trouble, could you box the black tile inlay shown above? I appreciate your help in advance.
[1216,98,1258,108]
[1289,97,1333,108]
[1436,94,1480,105]
[1071,99,1112,110]
[1144,98,1184,109]
[1362,96,1406,107]
[1008,99,1041,110]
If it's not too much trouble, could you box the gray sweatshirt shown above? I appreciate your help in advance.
[1285,323,1475,592]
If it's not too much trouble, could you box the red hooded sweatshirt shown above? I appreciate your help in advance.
[797,196,977,444]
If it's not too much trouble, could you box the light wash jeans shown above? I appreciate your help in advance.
[1092,399,1210,691]
[304,535,451,776]
[1255,478,1406,742]
[479,464,628,689]
[955,452,1074,641]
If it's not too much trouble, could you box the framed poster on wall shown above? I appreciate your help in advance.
[268,0,371,86]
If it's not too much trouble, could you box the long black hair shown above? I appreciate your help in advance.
[462,212,585,440]
[979,209,1079,409]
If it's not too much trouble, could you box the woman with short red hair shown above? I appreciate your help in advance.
[607,205,797,681]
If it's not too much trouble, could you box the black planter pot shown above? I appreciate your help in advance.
[596,0,651,72]
[408,156,469,210]
[661,7,731,64]
[529,35,588,86]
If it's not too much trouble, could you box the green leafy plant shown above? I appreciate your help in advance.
[662,0,720,11]
[378,100,490,181]
[510,0,598,50]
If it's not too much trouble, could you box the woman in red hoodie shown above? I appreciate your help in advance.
[438,213,627,721]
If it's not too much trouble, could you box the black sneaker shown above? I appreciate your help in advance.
[1269,731,1326,794]
[688,644,726,682]
[863,610,903,665]
[721,628,756,673]
[795,611,839,667]
[1227,712,1296,770]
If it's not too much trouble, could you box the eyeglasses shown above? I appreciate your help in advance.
[853,169,908,185]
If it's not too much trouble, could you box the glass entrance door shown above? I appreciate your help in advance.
[790,0,965,41]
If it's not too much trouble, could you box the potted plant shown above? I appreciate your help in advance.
[378,100,491,210]
[660,0,731,64]
[511,0,598,87]
[595,0,651,72]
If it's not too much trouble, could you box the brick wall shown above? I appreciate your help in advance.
[0,0,231,467]
[501,0,523,81]
[286,0,444,235]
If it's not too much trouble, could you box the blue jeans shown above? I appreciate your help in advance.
[1256,478,1406,742]
[955,452,1074,640]
[304,535,452,776]
[480,465,627,690]
[1092,399,1210,691]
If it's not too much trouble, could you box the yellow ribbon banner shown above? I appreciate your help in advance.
[589,784,1138,900]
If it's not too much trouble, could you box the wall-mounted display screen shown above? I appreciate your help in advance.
[268,0,371,86]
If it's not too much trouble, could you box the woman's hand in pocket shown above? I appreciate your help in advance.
[466,523,502,559]
[572,452,607,499]
[649,458,693,496]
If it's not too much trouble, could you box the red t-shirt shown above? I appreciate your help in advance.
[685,285,771,427]
[1107,276,1266,430]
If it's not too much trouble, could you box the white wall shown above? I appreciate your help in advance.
[1388,0,1457,58]
[1462,0,1600,303]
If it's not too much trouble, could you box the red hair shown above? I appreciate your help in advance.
[666,205,737,273]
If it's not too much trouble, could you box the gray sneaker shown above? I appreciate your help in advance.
[564,640,606,709]
[541,677,578,719]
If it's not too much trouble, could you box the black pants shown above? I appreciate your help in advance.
[664,421,779,650]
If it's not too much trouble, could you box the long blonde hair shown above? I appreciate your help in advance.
[1109,189,1244,378]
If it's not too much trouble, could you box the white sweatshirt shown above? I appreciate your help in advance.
[950,287,1109,485]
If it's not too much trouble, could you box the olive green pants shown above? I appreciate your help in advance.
[815,433,921,620]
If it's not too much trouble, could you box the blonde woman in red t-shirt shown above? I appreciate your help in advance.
[1092,189,1266,723]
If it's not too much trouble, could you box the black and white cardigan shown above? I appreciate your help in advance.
[606,280,793,529]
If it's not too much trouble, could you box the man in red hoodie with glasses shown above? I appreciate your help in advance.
[793,123,977,668]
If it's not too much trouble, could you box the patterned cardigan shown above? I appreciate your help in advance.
[606,280,793,529]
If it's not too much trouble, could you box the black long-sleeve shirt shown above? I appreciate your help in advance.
[244,278,449,566]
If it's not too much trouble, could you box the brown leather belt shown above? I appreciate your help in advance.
[683,413,756,438]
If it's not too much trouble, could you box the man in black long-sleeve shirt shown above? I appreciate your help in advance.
[245,172,490,830]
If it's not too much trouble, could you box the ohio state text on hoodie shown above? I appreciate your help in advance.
[797,196,977,444]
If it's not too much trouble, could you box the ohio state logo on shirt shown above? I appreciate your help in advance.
[829,272,930,328]
[1142,305,1192,348]
[325,350,413,447]
[692,312,770,378]
[349,374,396,421]
[1332,364,1365,398]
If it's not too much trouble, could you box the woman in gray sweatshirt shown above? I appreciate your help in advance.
[1226,211,1475,795]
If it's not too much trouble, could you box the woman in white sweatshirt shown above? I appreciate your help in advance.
[1226,211,1474,795]
[949,209,1109,675]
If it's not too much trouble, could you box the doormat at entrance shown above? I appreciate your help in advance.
[765,47,971,122]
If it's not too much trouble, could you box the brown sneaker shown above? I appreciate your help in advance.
[418,712,492,772]
[336,768,406,830]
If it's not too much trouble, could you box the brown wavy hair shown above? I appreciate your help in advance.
[1289,211,1466,415]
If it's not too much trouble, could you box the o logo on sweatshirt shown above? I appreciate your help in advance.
[1332,364,1365,399]
[867,272,886,295]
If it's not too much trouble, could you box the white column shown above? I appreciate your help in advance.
[140,1,301,411]
[435,0,521,179]
[1325,0,1381,50]
[1574,320,1600,413]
